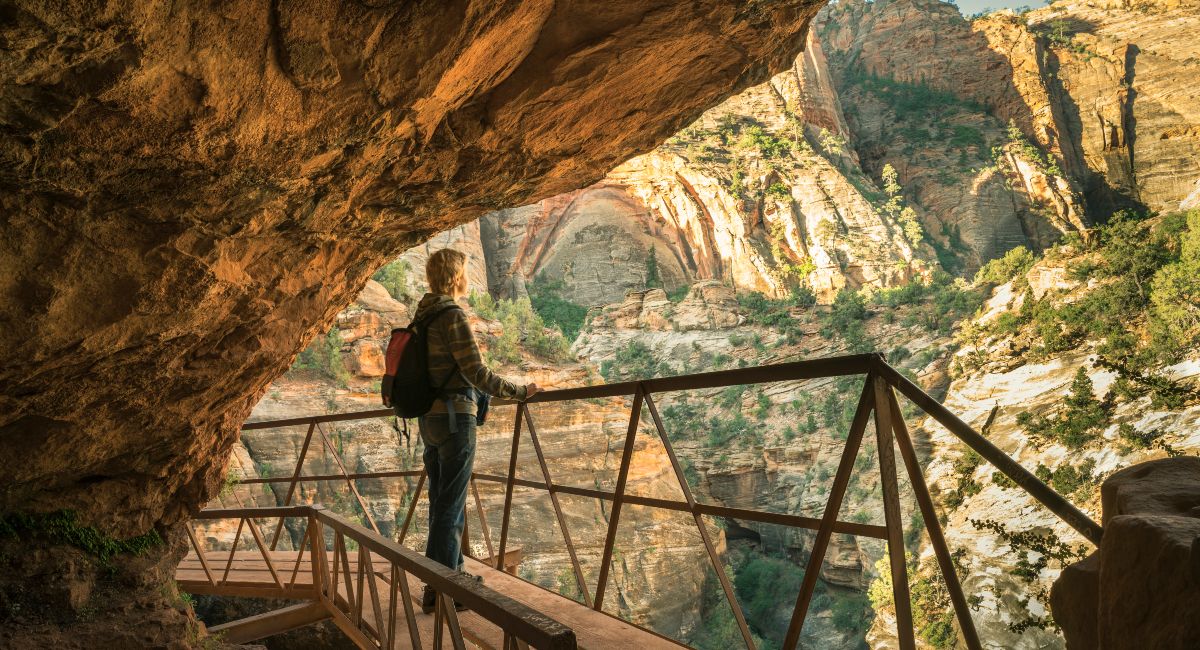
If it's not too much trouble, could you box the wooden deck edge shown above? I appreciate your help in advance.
[208,601,331,644]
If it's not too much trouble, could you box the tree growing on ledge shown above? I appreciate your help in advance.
[1017,367,1108,450]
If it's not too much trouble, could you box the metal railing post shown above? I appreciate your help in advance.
[592,385,644,612]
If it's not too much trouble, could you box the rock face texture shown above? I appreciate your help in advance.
[1051,457,1200,649]
[473,0,1200,308]
[0,0,823,641]
[480,29,926,307]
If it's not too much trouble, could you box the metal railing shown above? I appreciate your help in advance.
[185,505,575,649]
[205,352,1102,650]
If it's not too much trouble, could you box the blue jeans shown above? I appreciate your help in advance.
[419,413,476,572]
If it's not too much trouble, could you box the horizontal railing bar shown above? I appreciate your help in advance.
[240,355,878,431]
[190,505,312,520]
[242,408,397,430]
[526,354,877,402]
[873,359,1104,546]
[311,507,576,649]
[471,474,888,539]
[236,469,424,485]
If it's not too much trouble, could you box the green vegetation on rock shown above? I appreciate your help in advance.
[371,258,411,301]
[469,293,573,363]
[292,327,350,387]
[0,510,162,570]
[528,276,589,341]
[1017,368,1108,450]
[974,245,1036,285]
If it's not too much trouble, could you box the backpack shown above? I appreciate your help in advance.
[381,303,462,418]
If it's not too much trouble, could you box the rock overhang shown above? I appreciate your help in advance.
[0,0,826,535]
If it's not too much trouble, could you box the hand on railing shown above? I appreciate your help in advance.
[524,383,541,400]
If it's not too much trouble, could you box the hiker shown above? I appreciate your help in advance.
[414,248,538,611]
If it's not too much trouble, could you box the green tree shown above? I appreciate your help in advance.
[1150,209,1200,347]
[880,163,923,246]
[974,246,1036,285]
[1017,367,1108,449]
[528,276,588,341]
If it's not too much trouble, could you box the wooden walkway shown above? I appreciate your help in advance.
[178,550,684,649]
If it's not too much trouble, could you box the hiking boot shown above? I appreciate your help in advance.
[421,585,469,614]
[421,586,436,614]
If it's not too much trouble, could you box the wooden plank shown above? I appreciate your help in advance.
[872,375,916,650]
[644,392,755,650]
[398,473,425,544]
[326,603,379,650]
[782,378,874,650]
[362,550,388,649]
[221,518,246,584]
[472,478,496,560]
[315,509,576,649]
[458,557,682,650]
[887,391,982,650]
[207,601,330,644]
[524,354,875,403]
[522,404,592,608]
[593,387,643,612]
[247,515,285,590]
[394,564,422,650]
[470,473,888,539]
[183,525,215,585]
[177,582,316,600]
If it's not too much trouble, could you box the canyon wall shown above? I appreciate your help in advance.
[470,0,1200,310]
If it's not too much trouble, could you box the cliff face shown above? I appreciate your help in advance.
[474,0,1200,309]
[480,30,926,307]
[822,0,1200,220]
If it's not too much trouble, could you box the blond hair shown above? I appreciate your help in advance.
[426,248,468,297]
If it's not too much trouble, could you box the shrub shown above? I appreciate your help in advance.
[766,182,791,200]
[600,340,667,382]
[470,293,573,364]
[292,327,350,386]
[1150,209,1200,348]
[944,448,983,509]
[880,164,924,246]
[974,245,1036,285]
[528,276,588,340]
[372,258,411,301]
[822,288,868,344]
[1034,459,1097,499]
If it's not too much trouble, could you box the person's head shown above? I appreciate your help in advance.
[426,248,468,298]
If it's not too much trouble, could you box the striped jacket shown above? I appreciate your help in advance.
[413,293,527,415]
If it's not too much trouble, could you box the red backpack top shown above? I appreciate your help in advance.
[381,303,461,418]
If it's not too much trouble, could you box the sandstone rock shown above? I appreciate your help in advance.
[674,281,741,331]
[352,280,410,328]
[476,28,923,307]
[1052,456,1200,649]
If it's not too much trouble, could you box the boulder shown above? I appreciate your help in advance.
[1052,457,1200,649]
